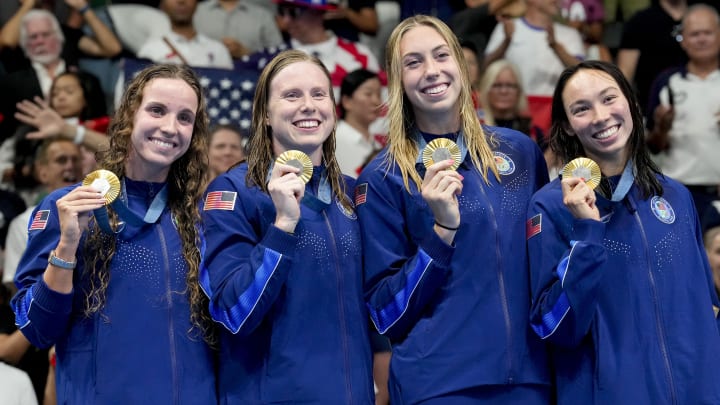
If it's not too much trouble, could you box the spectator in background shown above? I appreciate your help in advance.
[193,0,283,58]
[460,40,482,112]
[484,0,584,134]
[336,68,383,177]
[616,0,688,114]
[0,7,111,142]
[206,123,246,183]
[704,201,720,297]
[561,0,612,62]
[137,0,233,68]
[450,0,525,57]
[244,0,380,100]
[324,0,378,42]
[646,4,720,220]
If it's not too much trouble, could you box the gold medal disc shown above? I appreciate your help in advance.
[82,169,121,205]
[422,138,461,171]
[275,150,313,184]
[561,157,601,189]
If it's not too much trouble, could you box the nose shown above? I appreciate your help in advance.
[160,114,179,134]
[300,95,316,113]
[424,58,440,79]
[592,105,610,125]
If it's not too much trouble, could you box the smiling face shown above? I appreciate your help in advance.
[399,25,462,130]
[127,78,198,182]
[562,69,633,174]
[36,139,82,190]
[267,61,335,165]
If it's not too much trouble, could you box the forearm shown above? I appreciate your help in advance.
[483,37,510,69]
[60,122,109,152]
[0,330,32,365]
[0,2,33,48]
[78,8,122,57]
[345,8,379,35]
[551,41,582,68]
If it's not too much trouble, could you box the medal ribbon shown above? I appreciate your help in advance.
[94,179,168,234]
[610,159,634,202]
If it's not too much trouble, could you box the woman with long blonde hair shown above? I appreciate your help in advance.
[200,49,374,402]
[356,15,551,403]
[12,64,217,404]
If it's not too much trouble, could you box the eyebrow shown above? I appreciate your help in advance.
[567,86,619,108]
[402,44,449,59]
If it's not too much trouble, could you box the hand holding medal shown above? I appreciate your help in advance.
[560,157,602,220]
[275,150,313,183]
[422,138,462,171]
[561,157,601,189]
[82,170,121,204]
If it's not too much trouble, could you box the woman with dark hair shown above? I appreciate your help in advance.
[528,60,720,403]
[200,49,374,402]
[357,15,550,404]
[335,68,383,177]
[11,63,218,404]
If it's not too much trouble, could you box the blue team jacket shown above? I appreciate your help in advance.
[200,164,374,404]
[528,175,720,404]
[12,179,218,404]
[356,127,551,403]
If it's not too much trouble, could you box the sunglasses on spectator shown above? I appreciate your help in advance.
[491,82,519,91]
[277,5,308,19]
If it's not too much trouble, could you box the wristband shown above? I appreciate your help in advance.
[434,220,459,231]
[78,4,90,14]
[74,125,86,144]
[48,250,76,270]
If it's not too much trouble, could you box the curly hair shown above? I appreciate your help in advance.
[383,15,499,193]
[246,49,351,210]
[82,64,214,343]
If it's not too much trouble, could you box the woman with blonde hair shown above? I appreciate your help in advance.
[356,15,551,403]
[12,64,217,403]
[200,49,374,403]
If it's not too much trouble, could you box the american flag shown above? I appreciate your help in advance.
[526,213,542,239]
[29,210,50,231]
[354,183,368,206]
[204,191,237,211]
[122,58,259,130]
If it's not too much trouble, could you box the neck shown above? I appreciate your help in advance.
[415,110,461,135]
[41,59,61,75]
[219,0,238,11]
[172,24,196,40]
[596,152,629,177]
[687,59,719,78]
[125,162,169,183]
[295,25,329,45]
[660,0,686,20]
[493,108,515,120]
[524,8,552,28]
[344,116,372,141]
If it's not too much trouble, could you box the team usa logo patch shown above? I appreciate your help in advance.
[204,191,237,211]
[650,196,675,224]
[336,200,357,220]
[493,152,515,175]
[526,213,542,239]
[29,210,50,231]
[355,183,368,206]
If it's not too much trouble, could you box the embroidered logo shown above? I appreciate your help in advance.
[650,196,675,224]
[355,183,368,206]
[337,199,357,220]
[29,210,50,231]
[494,152,515,175]
[204,191,237,211]
[526,213,542,239]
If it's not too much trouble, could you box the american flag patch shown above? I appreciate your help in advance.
[355,183,368,206]
[526,213,542,239]
[204,191,237,211]
[29,210,50,230]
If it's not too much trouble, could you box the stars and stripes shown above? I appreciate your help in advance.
[526,213,542,239]
[355,183,368,206]
[123,58,258,130]
[204,191,237,211]
[29,210,50,231]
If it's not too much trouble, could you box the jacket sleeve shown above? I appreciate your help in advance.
[527,195,608,347]
[11,192,75,349]
[199,175,297,336]
[356,166,454,341]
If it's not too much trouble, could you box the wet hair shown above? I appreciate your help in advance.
[82,64,214,343]
[384,15,499,192]
[478,59,527,126]
[51,71,108,120]
[339,68,379,119]
[549,60,662,199]
[246,49,352,210]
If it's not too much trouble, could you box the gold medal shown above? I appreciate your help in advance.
[422,138,461,171]
[82,169,121,205]
[561,157,601,189]
[275,150,313,184]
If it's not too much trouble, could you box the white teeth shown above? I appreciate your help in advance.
[424,84,447,95]
[152,139,173,148]
[296,120,319,128]
[595,126,618,139]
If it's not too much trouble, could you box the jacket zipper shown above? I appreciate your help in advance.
[158,225,179,404]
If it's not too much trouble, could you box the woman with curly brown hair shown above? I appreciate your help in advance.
[11,63,217,404]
